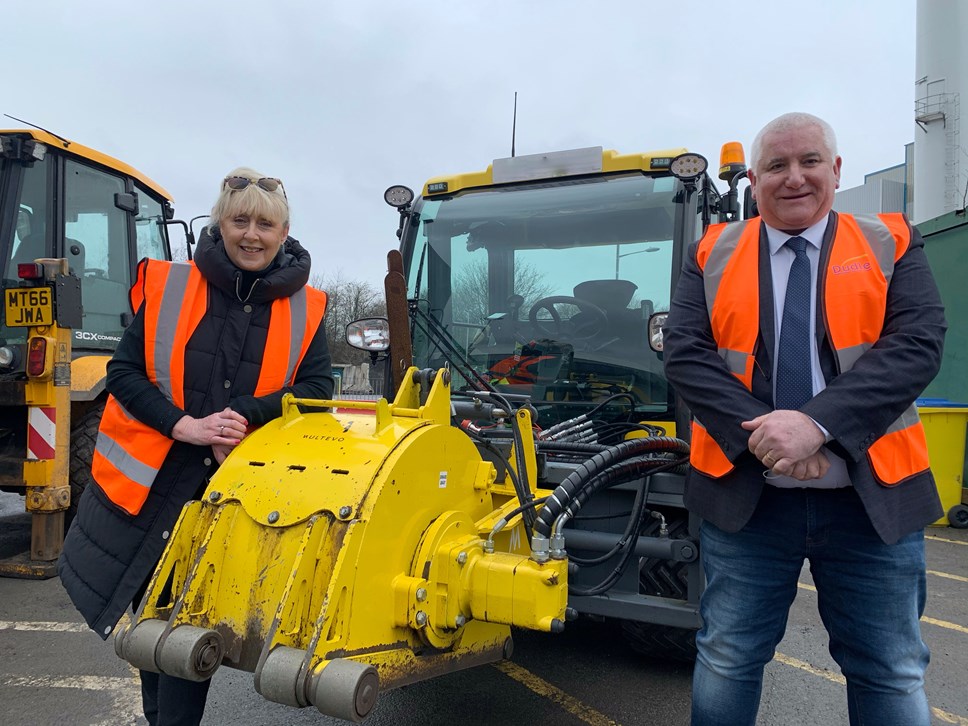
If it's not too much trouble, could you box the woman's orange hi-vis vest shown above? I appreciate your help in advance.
[91,259,327,515]
[689,213,930,486]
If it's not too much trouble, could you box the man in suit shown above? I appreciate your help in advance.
[663,112,946,726]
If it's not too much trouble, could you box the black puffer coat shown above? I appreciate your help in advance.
[58,230,334,638]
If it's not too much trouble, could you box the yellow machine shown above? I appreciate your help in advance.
[115,367,583,721]
[114,144,738,721]
[0,128,178,576]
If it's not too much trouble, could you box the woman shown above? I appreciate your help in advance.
[58,168,333,725]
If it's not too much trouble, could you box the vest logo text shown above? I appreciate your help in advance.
[832,260,872,275]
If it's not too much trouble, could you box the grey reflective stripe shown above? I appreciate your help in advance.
[153,263,194,399]
[94,429,159,489]
[852,215,897,285]
[833,342,871,374]
[283,288,308,385]
[885,402,921,434]
[719,348,748,376]
[702,223,749,319]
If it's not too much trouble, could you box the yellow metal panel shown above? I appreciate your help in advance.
[70,355,110,396]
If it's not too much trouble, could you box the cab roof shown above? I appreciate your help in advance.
[0,128,173,201]
[423,146,689,197]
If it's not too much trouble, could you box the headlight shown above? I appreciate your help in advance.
[0,346,16,368]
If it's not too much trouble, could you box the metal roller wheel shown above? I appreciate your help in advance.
[118,619,167,673]
[157,625,224,682]
[310,659,380,722]
[113,622,129,660]
[255,645,310,708]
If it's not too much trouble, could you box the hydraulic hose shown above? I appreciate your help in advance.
[564,458,684,596]
[534,436,689,538]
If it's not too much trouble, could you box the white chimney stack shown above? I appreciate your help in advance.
[914,0,968,222]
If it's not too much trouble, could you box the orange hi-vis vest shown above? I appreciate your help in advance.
[92,259,327,515]
[690,213,930,486]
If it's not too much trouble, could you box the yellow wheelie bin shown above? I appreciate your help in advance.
[917,398,968,528]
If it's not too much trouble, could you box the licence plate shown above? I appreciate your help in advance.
[4,287,53,327]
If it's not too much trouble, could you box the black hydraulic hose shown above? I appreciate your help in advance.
[536,441,609,455]
[569,473,652,567]
[509,405,537,532]
[499,496,549,527]
[479,389,538,534]
[564,456,686,518]
[469,434,535,543]
[586,392,637,417]
[568,460,686,596]
[534,437,689,538]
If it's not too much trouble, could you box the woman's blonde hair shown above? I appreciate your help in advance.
[207,167,290,233]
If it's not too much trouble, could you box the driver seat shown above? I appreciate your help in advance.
[572,279,641,344]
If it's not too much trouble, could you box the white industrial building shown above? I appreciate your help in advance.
[835,0,967,222]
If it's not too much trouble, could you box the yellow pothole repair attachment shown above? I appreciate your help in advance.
[114,367,568,722]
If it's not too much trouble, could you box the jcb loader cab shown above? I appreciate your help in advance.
[381,145,749,659]
[0,129,176,576]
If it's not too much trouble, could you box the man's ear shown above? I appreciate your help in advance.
[747,169,758,199]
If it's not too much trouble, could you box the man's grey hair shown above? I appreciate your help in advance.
[749,112,838,170]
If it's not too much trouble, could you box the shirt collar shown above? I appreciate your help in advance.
[765,216,829,256]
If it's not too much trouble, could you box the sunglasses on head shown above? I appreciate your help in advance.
[223,176,286,197]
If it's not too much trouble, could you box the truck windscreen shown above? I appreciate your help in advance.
[404,173,679,420]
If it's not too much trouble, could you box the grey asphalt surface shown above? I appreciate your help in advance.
[1,491,966,726]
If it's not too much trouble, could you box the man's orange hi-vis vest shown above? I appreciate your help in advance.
[91,259,327,515]
[689,213,929,486]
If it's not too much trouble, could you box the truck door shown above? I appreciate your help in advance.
[62,159,133,350]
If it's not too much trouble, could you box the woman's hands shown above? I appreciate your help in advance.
[172,407,249,463]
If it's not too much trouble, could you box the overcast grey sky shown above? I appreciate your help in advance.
[5,0,916,287]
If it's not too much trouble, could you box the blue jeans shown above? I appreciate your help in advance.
[692,486,930,726]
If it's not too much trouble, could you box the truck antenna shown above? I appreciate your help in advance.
[4,114,71,147]
[510,92,518,158]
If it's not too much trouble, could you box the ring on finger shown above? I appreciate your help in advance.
[764,452,776,466]
[219,425,224,435]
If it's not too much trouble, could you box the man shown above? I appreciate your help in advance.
[663,112,946,726]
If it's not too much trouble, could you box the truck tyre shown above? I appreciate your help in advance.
[621,508,698,662]
[67,400,106,528]
[949,504,968,529]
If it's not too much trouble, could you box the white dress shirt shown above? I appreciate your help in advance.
[764,219,851,489]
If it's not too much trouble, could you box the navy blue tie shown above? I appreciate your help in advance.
[775,236,813,410]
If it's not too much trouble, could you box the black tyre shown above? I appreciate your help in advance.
[67,400,105,528]
[621,507,698,662]
[948,504,968,529]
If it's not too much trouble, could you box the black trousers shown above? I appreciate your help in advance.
[140,670,211,726]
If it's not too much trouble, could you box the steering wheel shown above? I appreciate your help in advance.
[528,296,608,341]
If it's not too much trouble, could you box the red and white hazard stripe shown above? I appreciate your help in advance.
[27,407,56,460]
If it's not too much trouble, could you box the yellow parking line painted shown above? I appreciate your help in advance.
[796,584,968,634]
[927,535,968,546]
[0,620,88,632]
[928,569,968,584]
[775,652,844,684]
[495,661,621,726]
[921,616,968,635]
[1,675,143,725]
[775,653,968,725]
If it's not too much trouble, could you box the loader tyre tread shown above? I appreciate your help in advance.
[622,507,697,662]
[68,400,105,528]
[621,621,696,662]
